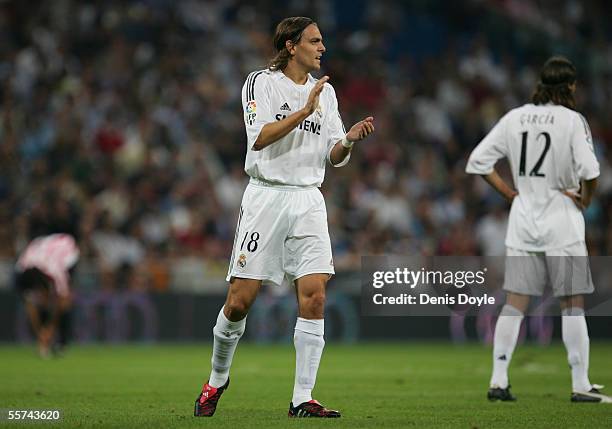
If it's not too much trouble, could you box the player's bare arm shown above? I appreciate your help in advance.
[329,116,375,165]
[580,177,598,208]
[563,177,598,210]
[482,170,518,203]
[252,76,329,151]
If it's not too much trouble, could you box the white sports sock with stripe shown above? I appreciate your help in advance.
[209,306,246,388]
[562,307,592,392]
[292,318,325,406]
[490,304,523,389]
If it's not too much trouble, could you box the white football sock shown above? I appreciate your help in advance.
[562,307,592,392]
[209,306,246,388]
[292,318,325,406]
[490,304,524,389]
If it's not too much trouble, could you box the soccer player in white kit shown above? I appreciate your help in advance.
[194,17,375,417]
[466,56,611,403]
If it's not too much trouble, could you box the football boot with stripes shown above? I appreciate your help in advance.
[571,384,612,403]
[288,400,341,418]
[194,378,229,417]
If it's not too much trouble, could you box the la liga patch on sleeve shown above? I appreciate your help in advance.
[245,100,257,125]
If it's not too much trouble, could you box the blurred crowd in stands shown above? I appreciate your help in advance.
[1,0,612,292]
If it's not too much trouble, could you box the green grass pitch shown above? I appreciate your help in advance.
[1,342,611,428]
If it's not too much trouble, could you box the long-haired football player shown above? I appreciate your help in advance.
[193,16,374,418]
[466,56,610,403]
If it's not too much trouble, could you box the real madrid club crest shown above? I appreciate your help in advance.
[237,253,247,268]
[315,103,323,118]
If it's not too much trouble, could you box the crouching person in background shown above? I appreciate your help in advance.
[15,234,79,358]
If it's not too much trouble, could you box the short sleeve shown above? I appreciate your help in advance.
[465,114,509,175]
[571,113,600,181]
[242,71,273,149]
[325,85,350,167]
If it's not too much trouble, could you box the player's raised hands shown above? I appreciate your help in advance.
[346,117,375,142]
[304,76,329,115]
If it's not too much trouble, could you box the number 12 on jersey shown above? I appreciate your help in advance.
[519,131,550,177]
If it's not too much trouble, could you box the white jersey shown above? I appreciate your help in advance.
[466,103,600,251]
[242,69,348,187]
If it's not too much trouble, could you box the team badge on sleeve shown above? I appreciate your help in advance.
[245,101,257,125]
[237,253,247,268]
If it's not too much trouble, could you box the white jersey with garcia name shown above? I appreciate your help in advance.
[242,69,348,187]
[466,103,600,251]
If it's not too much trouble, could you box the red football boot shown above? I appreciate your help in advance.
[194,379,229,417]
[288,399,341,418]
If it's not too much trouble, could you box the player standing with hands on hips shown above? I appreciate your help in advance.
[466,56,611,403]
[194,16,374,417]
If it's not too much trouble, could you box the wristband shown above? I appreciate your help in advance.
[341,137,354,148]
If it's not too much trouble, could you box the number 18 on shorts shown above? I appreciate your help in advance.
[226,182,335,286]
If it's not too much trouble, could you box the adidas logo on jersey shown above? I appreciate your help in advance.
[280,102,291,111]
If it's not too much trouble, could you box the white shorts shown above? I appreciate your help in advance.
[503,241,594,297]
[226,179,334,286]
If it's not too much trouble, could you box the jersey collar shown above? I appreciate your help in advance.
[275,70,315,86]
